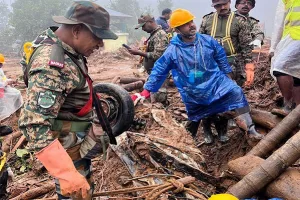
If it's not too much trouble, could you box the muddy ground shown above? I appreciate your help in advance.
[1,48,283,199]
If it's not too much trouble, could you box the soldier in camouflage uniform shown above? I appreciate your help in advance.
[18,1,117,199]
[128,14,169,75]
[235,0,265,73]
[235,0,264,47]
[198,0,262,144]
[199,0,255,87]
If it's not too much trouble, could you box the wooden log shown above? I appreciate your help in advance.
[11,135,26,153]
[250,109,282,130]
[10,183,55,200]
[120,77,146,84]
[2,131,22,153]
[228,156,300,200]
[248,104,300,158]
[228,130,300,199]
[122,81,144,92]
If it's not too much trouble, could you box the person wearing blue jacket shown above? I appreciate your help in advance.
[131,9,263,143]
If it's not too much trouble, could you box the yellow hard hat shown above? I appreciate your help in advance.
[169,8,195,29]
[0,54,5,64]
[209,194,239,200]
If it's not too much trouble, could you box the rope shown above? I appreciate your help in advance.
[92,176,207,200]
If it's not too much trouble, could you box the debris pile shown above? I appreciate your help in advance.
[3,48,300,199]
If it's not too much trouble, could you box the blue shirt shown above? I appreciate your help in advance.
[156,17,169,32]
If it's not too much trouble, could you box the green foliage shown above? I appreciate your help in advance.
[9,0,72,44]
[16,149,31,173]
[0,1,10,29]
[157,0,173,15]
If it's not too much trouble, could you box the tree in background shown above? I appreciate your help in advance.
[0,1,12,53]
[109,0,153,43]
[3,0,72,53]
[157,0,173,15]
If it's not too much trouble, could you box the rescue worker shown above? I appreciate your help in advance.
[235,0,264,48]
[0,54,16,136]
[131,9,263,144]
[18,1,118,199]
[156,8,172,33]
[199,0,259,143]
[127,14,168,75]
[269,0,300,116]
[199,0,255,87]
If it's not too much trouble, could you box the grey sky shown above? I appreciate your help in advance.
[4,0,279,36]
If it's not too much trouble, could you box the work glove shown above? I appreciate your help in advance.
[36,139,90,199]
[249,39,262,48]
[245,63,255,86]
[131,89,150,101]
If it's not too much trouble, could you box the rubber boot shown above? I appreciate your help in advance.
[202,118,214,144]
[186,120,200,138]
[214,116,229,143]
[235,113,264,140]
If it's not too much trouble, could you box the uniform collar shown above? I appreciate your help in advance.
[235,10,249,17]
[46,27,78,56]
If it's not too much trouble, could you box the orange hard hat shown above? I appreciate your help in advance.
[209,194,239,200]
[169,9,195,29]
[0,54,4,64]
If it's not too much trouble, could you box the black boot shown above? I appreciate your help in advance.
[0,126,13,137]
[214,116,229,143]
[186,120,200,138]
[202,118,214,144]
[235,113,264,140]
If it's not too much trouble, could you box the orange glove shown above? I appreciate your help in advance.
[36,139,90,198]
[245,63,255,86]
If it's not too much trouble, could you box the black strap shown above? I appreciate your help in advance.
[65,51,116,145]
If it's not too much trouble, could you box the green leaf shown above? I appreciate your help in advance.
[20,165,26,172]
[16,149,29,158]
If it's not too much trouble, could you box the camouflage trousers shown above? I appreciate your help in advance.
[229,57,245,87]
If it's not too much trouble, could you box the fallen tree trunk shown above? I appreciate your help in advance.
[122,81,144,92]
[248,104,300,158]
[2,131,22,153]
[250,109,282,130]
[228,156,300,200]
[120,77,146,84]
[10,183,55,200]
[228,130,300,199]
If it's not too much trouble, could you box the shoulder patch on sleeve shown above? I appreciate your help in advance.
[48,44,65,68]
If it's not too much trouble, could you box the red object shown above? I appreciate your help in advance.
[76,78,93,117]
[131,89,150,101]
[0,88,4,98]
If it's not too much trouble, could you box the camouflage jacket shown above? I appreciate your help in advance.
[18,27,92,151]
[235,11,264,42]
[199,11,253,63]
[146,26,168,61]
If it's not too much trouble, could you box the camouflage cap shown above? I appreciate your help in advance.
[212,0,230,7]
[135,14,155,29]
[52,1,118,40]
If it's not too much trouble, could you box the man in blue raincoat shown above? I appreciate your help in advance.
[131,9,263,144]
